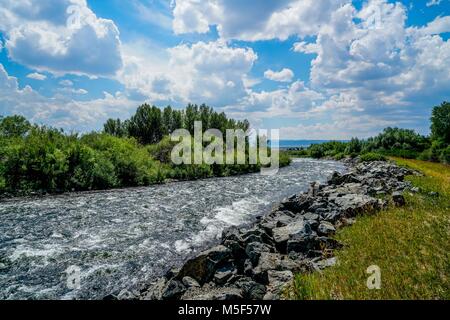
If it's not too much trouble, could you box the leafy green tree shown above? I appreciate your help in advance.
[431,101,450,144]
[104,118,127,137]
[0,115,31,138]
[127,104,163,144]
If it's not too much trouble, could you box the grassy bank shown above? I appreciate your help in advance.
[290,158,450,300]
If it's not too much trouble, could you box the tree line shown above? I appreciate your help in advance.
[289,101,450,164]
[104,103,250,145]
[0,104,289,197]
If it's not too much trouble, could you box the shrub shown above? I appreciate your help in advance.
[359,153,387,162]
[440,146,450,164]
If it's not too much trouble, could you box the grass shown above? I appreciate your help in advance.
[289,158,450,300]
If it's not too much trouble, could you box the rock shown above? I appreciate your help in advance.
[241,228,274,246]
[429,191,439,197]
[117,289,138,300]
[234,277,267,300]
[214,265,236,285]
[321,211,341,223]
[410,187,420,193]
[253,253,283,284]
[263,270,293,300]
[182,284,243,300]
[334,194,380,217]
[142,278,166,300]
[308,182,320,197]
[223,240,246,260]
[312,257,337,271]
[245,242,272,265]
[182,276,200,289]
[222,226,242,242]
[161,279,186,300]
[330,172,361,185]
[177,245,232,284]
[272,220,312,252]
[103,294,118,300]
[318,221,336,236]
[303,212,319,221]
[392,191,405,206]
[280,194,313,213]
[164,267,180,280]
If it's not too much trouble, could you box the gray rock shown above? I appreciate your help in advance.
[303,212,319,221]
[334,194,380,217]
[142,278,166,300]
[182,276,200,288]
[312,257,337,271]
[177,245,232,284]
[161,279,186,300]
[214,265,236,285]
[253,252,284,284]
[182,284,243,300]
[392,191,405,206]
[318,221,336,236]
[272,220,312,252]
[234,277,267,300]
[245,242,272,265]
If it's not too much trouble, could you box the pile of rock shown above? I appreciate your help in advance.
[136,160,417,300]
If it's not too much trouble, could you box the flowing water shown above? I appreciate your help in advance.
[0,159,346,300]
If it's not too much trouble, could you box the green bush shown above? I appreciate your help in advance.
[359,153,387,162]
[440,146,450,164]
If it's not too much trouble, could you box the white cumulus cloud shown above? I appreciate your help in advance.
[26,72,47,81]
[264,68,294,83]
[0,0,123,77]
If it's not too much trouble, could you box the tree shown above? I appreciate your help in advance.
[127,104,163,145]
[0,115,31,138]
[431,101,450,144]
[104,118,126,137]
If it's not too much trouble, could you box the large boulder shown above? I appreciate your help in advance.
[245,242,273,266]
[318,221,336,236]
[334,194,381,217]
[177,245,232,284]
[161,279,186,300]
[272,219,312,252]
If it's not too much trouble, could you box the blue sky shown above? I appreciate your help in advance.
[0,0,449,139]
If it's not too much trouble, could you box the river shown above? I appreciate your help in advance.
[0,158,346,300]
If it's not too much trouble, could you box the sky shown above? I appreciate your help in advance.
[0,0,449,139]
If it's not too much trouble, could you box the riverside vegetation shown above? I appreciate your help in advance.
[291,157,450,300]
[0,104,290,197]
[288,102,450,165]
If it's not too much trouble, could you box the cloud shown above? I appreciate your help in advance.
[172,0,348,41]
[26,72,47,81]
[0,63,137,131]
[59,80,74,87]
[264,68,294,82]
[0,0,123,77]
[421,15,450,35]
[426,0,442,7]
[119,40,257,107]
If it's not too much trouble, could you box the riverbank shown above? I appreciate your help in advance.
[291,158,450,300]
[134,158,419,300]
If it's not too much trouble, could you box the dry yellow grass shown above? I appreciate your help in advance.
[290,158,450,300]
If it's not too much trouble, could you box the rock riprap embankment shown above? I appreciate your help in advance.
[133,160,417,300]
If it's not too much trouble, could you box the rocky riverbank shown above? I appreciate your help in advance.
[128,159,418,300]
